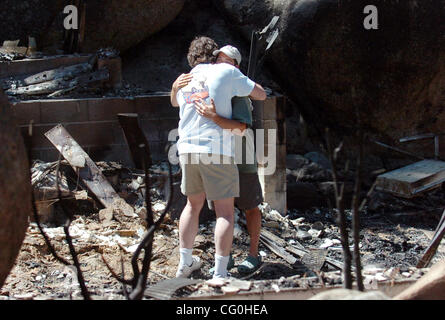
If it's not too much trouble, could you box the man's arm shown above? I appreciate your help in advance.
[170,73,193,107]
[231,67,266,101]
[249,83,267,101]
[194,99,247,135]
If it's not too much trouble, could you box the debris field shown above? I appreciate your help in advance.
[1,159,445,300]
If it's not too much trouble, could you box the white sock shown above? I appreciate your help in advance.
[214,254,229,278]
[179,248,193,267]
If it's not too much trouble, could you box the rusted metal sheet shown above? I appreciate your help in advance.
[376,159,445,198]
[44,124,122,209]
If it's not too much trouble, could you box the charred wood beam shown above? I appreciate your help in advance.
[23,63,92,86]
[44,124,132,214]
[259,235,297,265]
[7,69,108,96]
[117,113,152,170]
[258,228,347,272]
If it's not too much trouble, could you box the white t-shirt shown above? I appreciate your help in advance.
[176,63,255,158]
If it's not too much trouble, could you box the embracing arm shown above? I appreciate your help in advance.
[170,73,193,107]
[194,99,247,135]
[249,83,267,101]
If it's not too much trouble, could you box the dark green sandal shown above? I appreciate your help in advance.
[209,254,235,275]
[237,255,262,274]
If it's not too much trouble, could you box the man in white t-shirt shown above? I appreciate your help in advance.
[170,36,266,279]
[194,45,265,276]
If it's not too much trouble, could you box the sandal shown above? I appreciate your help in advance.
[237,255,262,274]
[209,254,235,276]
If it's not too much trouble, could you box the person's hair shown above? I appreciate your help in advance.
[187,36,218,68]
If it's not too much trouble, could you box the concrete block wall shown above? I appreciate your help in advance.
[12,93,287,214]
[252,95,287,215]
[12,94,179,166]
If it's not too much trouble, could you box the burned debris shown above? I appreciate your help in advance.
[1,43,124,100]
[2,115,445,300]
[1,0,444,302]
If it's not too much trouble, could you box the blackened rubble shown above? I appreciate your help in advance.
[2,158,445,299]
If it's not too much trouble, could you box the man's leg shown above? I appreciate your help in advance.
[199,154,239,278]
[179,192,206,250]
[213,197,235,256]
[176,192,205,278]
[244,206,261,257]
[213,197,235,278]
[235,172,263,274]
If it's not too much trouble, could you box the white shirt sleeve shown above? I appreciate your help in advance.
[231,67,256,97]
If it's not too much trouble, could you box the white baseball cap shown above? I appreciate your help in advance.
[213,45,242,65]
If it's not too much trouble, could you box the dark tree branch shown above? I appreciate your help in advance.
[101,254,133,285]
[120,252,129,299]
[326,128,353,289]
[63,221,91,299]
[351,104,364,291]
[109,143,174,300]
[55,151,91,300]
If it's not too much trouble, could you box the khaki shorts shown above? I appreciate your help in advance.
[179,153,239,201]
[208,171,263,211]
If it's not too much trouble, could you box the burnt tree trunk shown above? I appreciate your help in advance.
[0,90,32,288]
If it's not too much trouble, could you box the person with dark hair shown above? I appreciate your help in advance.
[186,36,218,68]
[170,36,266,279]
